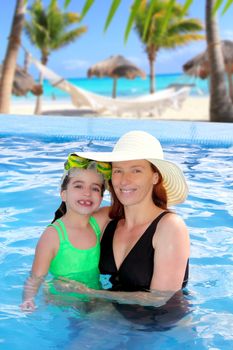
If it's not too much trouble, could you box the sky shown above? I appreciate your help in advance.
[0,1,233,79]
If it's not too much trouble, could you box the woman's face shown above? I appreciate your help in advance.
[111,159,158,207]
[61,169,103,215]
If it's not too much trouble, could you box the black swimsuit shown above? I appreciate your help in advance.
[99,211,189,291]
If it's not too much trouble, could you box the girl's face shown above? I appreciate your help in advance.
[61,169,103,215]
[111,159,158,207]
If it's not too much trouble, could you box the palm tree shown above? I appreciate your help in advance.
[205,0,233,122]
[24,0,87,114]
[134,1,204,93]
[0,0,26,114]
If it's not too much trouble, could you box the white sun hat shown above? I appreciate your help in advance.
[74,130,188,206]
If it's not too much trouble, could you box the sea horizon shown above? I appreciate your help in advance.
[13,72,209,102]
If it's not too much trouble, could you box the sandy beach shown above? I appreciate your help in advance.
[9,95,209,121]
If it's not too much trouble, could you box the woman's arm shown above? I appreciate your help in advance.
[150,213,190,291]
[20,227,58,311]
[54,278,175,307]
[93,206,111,237]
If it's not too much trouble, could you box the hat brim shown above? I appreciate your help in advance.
[74,151,188,206]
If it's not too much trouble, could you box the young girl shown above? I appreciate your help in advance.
[21,154,111,311]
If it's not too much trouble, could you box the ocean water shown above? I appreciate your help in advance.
[14,73,209,101]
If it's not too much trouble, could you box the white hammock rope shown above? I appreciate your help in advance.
[30,56,191,117]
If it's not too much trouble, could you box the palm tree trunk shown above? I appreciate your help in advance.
[112,78,117,98]
[23,50,30,73]
[0,0,26,114]
[227,73,233,102]
[206,0,233,122]
[34,55,48,115]
[149,58,155,94]
[34,71,43,115]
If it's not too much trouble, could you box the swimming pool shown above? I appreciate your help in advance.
[1,115,233,350]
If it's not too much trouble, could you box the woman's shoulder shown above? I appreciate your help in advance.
[161,211,186,224]
[156,211,188,239]
[156,211,190,256]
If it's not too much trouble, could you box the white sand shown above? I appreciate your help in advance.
[9,96,209,121]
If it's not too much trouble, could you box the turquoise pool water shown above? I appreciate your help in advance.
[0,116,233,349]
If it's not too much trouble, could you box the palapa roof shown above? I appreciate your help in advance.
[87,55,146,79]
[183,40,233,79]
[0,65,43,96]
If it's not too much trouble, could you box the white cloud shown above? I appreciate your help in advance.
[63,59,90,71]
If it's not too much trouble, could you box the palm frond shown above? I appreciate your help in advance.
[124,0,142,43]
[80,0,95,20]
[24,0,87,64]
[180,0,193,16]
[64,0,71,8]
[213,0,224,13]
[104,0,122,32]
[52,27,87,50]
[222,0,233,14]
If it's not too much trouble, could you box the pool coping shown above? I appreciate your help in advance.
[1,114,233,146]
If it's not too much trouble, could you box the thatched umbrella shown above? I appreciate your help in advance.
[87,55,146,98]
[0,64,43,97]
[183,40,233,100]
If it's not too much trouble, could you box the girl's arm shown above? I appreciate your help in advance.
[20,227,58,312]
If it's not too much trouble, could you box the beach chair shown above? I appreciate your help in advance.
[31,57,191,117]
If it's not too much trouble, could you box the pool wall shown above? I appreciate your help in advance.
[1,114,233,146]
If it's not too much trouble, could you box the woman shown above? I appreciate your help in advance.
[59,130,190,307]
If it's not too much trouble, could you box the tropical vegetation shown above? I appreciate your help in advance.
[0,0,233,121]
[0,0,26,113]
[77,0,233,121]
[205,0,233,122]
[134,1,204,93]
[24,0,87,114]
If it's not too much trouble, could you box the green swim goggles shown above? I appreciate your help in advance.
[64,153,112,181]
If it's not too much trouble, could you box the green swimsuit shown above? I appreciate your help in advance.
[48,217,101,292]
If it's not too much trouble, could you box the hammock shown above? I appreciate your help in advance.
[31,57,191,117]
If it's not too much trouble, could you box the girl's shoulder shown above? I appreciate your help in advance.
[37,224,60,246]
